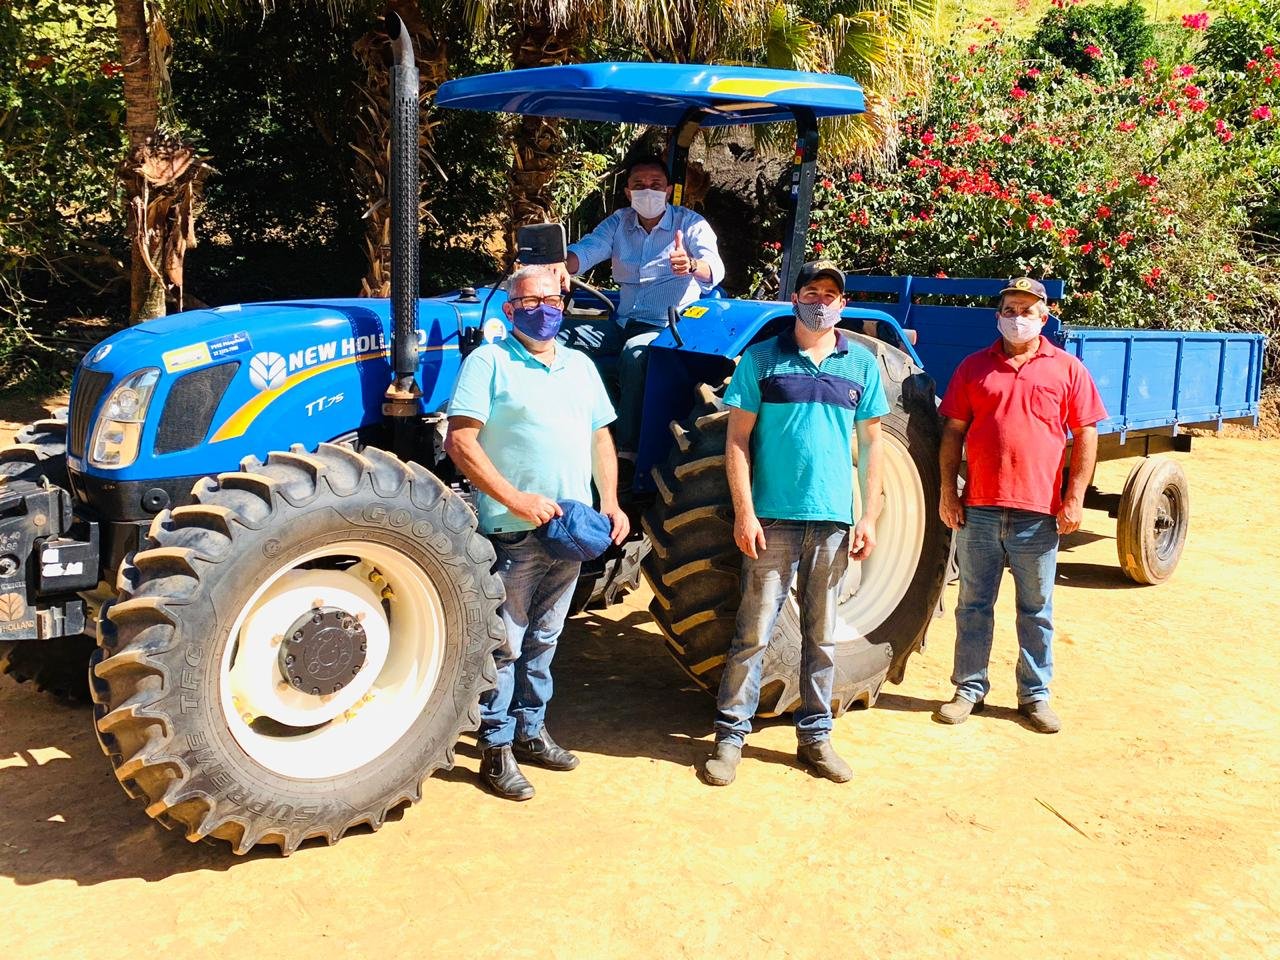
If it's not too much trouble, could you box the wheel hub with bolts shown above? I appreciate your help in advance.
[279,606,368,697]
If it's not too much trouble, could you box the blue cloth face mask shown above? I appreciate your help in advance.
[512,303,564,341]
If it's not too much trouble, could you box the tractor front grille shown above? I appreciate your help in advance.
[154,361,239,454]
[68,368,113,459]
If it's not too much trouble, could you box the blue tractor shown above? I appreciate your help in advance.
[0,24,947,852]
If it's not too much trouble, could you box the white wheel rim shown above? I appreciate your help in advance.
[777,431,925,643]
[219,540,447,779]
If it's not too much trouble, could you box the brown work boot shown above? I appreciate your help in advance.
[1018,700,1061,734]
[701,741,742,786]
[796,740,853,783]
[933,693,985,725]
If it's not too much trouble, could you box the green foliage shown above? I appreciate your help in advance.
[0,0,124,310]
[784,29,1279,381]
[1029,1,1156,77]
[1202,0,1280,72]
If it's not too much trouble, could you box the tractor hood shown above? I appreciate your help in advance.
[67,294,506,486]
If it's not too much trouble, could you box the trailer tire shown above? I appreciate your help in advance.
[1117,456,1188,585]
[642,336,949,716]
[0,410,94,702]
[91,443,504,854]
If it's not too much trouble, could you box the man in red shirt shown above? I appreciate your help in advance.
[935,278,1107,733]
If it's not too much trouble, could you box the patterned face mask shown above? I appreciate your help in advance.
[795,299,843,331]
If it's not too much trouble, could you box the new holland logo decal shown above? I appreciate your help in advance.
[249,352,288,391]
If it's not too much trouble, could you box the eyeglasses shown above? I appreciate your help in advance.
[510,294,565,310]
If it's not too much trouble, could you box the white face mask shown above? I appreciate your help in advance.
[629,188,668,220]
[998,312,1044,345]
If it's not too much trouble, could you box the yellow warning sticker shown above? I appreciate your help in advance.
[162,342,212,373]
[682,306,709,319]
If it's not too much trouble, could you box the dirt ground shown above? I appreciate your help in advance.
[0,403,1277,960]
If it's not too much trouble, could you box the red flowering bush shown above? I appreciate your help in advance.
[774,18,1279,371]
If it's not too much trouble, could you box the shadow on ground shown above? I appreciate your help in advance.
[0,603,771,884]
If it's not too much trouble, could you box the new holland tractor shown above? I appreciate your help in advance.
[0,21,947,853]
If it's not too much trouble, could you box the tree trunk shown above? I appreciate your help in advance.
[115,0,208,322]
[504,14,584,266]
[352,0,448,298]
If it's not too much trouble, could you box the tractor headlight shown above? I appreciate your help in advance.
[89,368,160,468]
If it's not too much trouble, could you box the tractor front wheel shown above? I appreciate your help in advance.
[91,443,504,854]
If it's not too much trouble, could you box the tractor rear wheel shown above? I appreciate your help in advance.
[642,335,950,716]
[0,411,95,701]
[90,443,504,854]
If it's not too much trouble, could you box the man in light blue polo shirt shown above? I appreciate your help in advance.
[556,155,725,460]
[702,260,890,787]
[446,265,629,801]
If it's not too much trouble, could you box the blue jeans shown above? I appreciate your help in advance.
[714,520,850,747]
[478,531,581,748]
[952,507,1059,705]
[558,315,661,453]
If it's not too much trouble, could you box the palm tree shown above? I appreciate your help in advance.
[115,0,211,320]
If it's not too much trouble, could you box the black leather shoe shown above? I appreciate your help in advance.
[513,729,580,771]
[480,745,535,801]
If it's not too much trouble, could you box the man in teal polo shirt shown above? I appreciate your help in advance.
[702,260,890,787]
[446,265,629,801]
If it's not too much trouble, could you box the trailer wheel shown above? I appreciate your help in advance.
[0,410,95,702]
[642,336,950,715]
[1117,456,1189,585]
[91,443,504,854]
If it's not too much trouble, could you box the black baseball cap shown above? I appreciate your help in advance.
[999,277,1048,302]
[794,260,846,293]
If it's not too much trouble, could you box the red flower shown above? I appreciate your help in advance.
[967,44,978,55]
[1252,105,1273,121]
[821,178,833,189]
[1117,231,1135,248]
[1026,68,1042,78]
[852,172,863,183]
[1095,204,1112,219]
[1188,99,1207,113]
[935,271,948,279]
[1143,266,1163,288]
[1222,263,1233,273]
[1084,45,1102,59]
[1142,58,1159,74]
[1181,12,1208,31]
[1100,253,1113,268]
[100,61,123,78]
[1175,64,1196,78]
[921,131,936,146]
[1079,242,1094,255]
[1010,87,1029,100]
[1116,120,1138,132]
[1247,59,1260,71]
[813,242,825,253]
[1216,118,1234,142]
[1265,46,1275,57]
[1183,84,1202,98]
[999,133,1014,145]
[1135,172,1159,188]
[1206,293,1218,302]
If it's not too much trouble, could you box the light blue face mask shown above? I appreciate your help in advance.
[796,299,842,331]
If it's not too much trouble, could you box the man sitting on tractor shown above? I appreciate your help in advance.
[555,155,725,465]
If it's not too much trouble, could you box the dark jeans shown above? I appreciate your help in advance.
[558,313,661,453]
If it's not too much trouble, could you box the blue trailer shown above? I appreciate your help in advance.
[842,273,1265,583]
[0,28,1263,853]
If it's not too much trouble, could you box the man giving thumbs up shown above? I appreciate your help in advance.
[557,155,724,463]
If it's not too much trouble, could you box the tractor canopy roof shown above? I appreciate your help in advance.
[434,62,865,127]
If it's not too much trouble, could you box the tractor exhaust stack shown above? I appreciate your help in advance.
[383,12,423,432]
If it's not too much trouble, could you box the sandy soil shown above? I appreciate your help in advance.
[0,411,1276,960]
